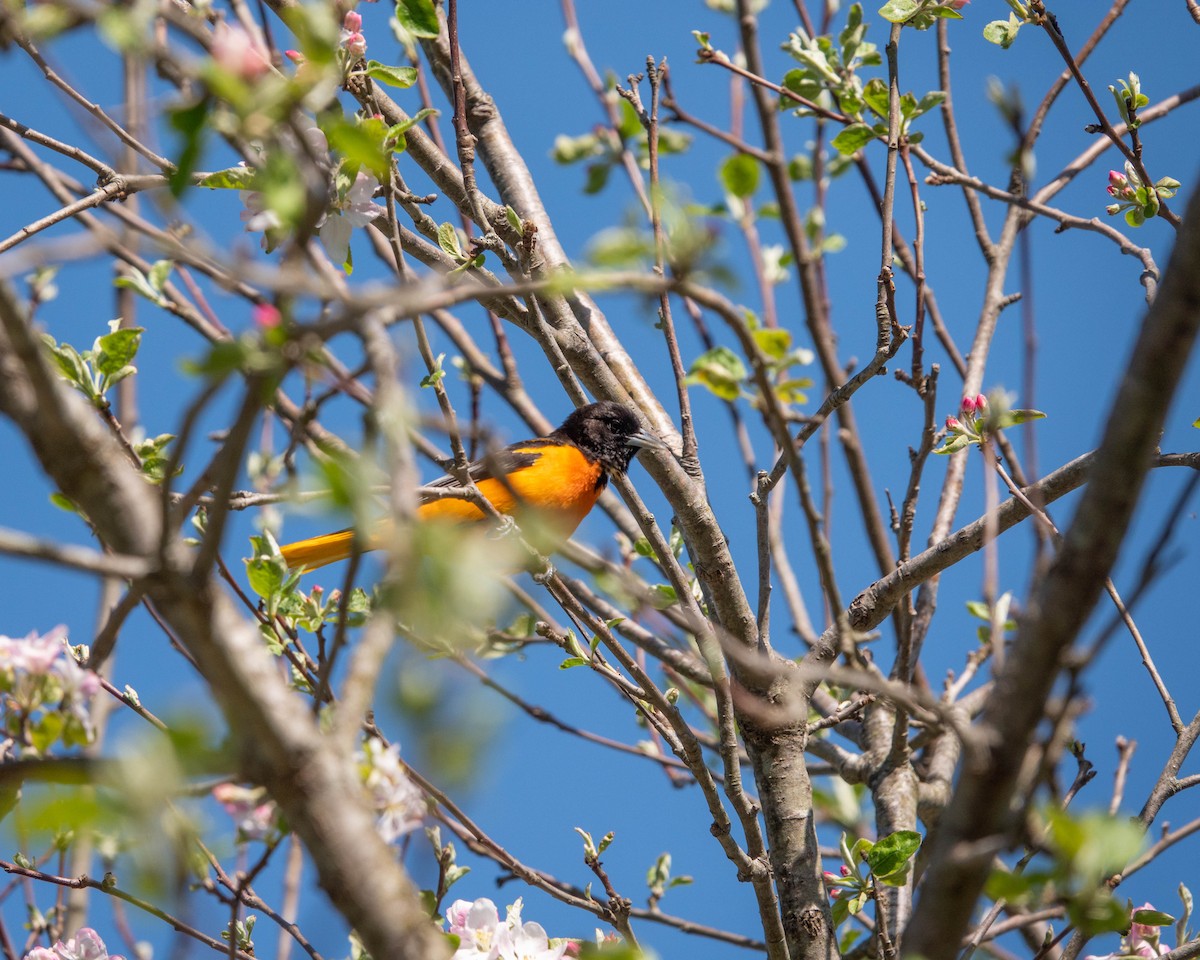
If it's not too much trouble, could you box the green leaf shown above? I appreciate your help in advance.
[862,77,890,119]
[365,60,418,88]
[865,830,921,880]
[114,269,164,306]
[913,90,947,118]
[168,96,211,197]
[437,222,463,258]
[650,584,678,609]
[878,0,920,23]
[1070,893,1133,936]
[50,492,81,515]
[41,334,88,387]
[935,434,972,455]
[719,153,760,199]
[420,353,446,387]
[260,150,307,233]
[326,117,392,180]
[831,894,851,927]
[246,555,287,603]
[983,15,1022,49]
[753,327,792,360]
[831,123,878,156]
[147,260,173,292]
[559,657,589,670]
[686,346,747,401]
[774,377,812,405]
[780,69,822,109]
[999,408,1046,427]
[1132,909,1176,927]
[505,206,523,233]
[394,0,439,38]
[583,162,612,195]
[200,166,257,190]
[96,327,143,377]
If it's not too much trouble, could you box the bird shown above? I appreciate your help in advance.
[278,401,669,571]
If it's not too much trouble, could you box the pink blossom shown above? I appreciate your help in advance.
[253,304,281,328]
[445,899,567,960]
[24,927,124,960]
[1084,903,1172,960]
[948,0,969,7]
[945,415,963,432]
[340,11,366,57]
[211,21,271,81]
[357,738,424,842]
[213,783,277,841]
[284,49,304,64]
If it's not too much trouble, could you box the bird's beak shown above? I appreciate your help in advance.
[626,428,672,453]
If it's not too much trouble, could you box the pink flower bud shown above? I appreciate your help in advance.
[946,415,963,432]
[344,32,366,57]
[948,0,969,7]
[974,393,987,411]
[840,865,851,876]
[343,10,362,31]
[253,303,282,328]
[284,49,305,63]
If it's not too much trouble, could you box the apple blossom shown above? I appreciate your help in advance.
[211,21,271,82]
[24,927,125,960]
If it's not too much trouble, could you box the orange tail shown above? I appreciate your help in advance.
[279,527,375,571]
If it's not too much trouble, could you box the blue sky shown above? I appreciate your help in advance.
[2,1,1199,958]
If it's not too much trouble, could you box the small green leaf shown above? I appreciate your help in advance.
[168,96,211,196]
[865,830,921,879]
[1000,408,1046,427]
[95,328,144,378]
[50,492,81,514]
[246,555,286,604]
[935,434,972,455]
[505,206,523,233]
[393,0,439,37]
[147,260,173,292]
[861,77,889,118]
[559,657,589,670]
[686,346,747,401]
[779,69,823,110]
[878,0,920,23]
[719,153,760,199]
[437,222,463,258]
[365,60,418,88]
[114,269,164,306]
[200,166,257,190]
[420,354,446,387]
[1132,909,1176,928]
[831,123,878,156]
[983,15,1022,49]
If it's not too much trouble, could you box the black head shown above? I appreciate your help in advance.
[554,401,669,475]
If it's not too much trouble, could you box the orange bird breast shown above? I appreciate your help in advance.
[418,442,605,537]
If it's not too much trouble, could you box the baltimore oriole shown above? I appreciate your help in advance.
[278,401,668,570]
